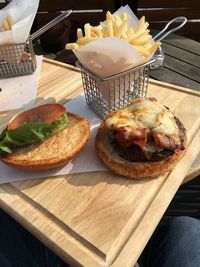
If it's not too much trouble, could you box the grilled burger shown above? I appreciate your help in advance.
[95,97,187,179]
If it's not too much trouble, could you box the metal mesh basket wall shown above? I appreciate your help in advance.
[0,39,36,78]
[77,61,151,118]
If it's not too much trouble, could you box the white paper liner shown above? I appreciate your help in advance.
[0,55,43,112]
[0,0,39,45]
[75,37,145,78]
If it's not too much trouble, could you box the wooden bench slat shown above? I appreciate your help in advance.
[38,0,114,12]
[138,0,200,8]
[164,38,200,56]
[36,12,106,27]
[162,42,200,68]
[150,67,200,90]
[163,54,200,83]
[137,8,200,21]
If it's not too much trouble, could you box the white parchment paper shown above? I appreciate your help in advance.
[0,95,107,184]
[0,0,39,45]
[0,55,43,112]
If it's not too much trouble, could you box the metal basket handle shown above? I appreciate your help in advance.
[153,16,187,42]
[29,9,103,41]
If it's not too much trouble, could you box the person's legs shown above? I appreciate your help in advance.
[139,216,200,267]
[0,209,67,267]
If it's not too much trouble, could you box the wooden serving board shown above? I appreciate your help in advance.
[0,58,199,182]
[0,59,200,267]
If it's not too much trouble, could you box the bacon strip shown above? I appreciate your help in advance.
[115,126,147,148]
[152,131,176,151]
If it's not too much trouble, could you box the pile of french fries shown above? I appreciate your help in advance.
[66,11,160,58]
[0,16,13,31]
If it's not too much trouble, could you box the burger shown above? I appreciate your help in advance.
[0,103,90,171]
[95,97,187,179]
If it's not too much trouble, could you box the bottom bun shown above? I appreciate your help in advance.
[95,122,187,179]
[1,112,90,171]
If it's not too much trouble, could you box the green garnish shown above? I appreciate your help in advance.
[0,112,68,155]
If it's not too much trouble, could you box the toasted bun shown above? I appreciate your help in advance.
[1,112,90,171]
[95,120,187,179]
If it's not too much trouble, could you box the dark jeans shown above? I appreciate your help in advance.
[0,208,200,267]
[0,209,67,267]
[138,216,200,267]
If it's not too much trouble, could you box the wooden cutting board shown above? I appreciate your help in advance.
[0,58,199,182]
[0,58,200,267]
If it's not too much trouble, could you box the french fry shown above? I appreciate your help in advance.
[84,23,91,37]
[127,28,135,38]
[121,12,128,22]
[3,19,10,31]
[3,17,12,31]
[65,10,161,59]
[134,45,151,57]
[100,21,106,28]
[143,43,152,50]
[7,17,13,28]
[144,29,150,34]
[90,26,103,38]
[106,11,114,22]
[130,33,152,46]
[95,27,103,38]
[106,19,114,37]
[113,18,121,34]
[131,26,149,39]
[65,43,80,50]
[115,21,127,38]
[77,28,83,39]
[135,16,145,34]
[143,22,149,30]
[77,37,99,46]
[91,27,99,37]
[114,15,122,26]
[148,41,161,53]
[121,31,128,39]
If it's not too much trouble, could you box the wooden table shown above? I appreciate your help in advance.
[0,36,200,267]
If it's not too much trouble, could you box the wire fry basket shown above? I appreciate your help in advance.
[0,10,74,79]
[0,39,36,78]
[77,60,153,118]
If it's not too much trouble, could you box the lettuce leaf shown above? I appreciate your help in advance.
[0,112,68,155]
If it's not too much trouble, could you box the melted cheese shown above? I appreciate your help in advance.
[105,98,180,144]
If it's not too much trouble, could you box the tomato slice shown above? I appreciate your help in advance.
[8,104,66,130]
